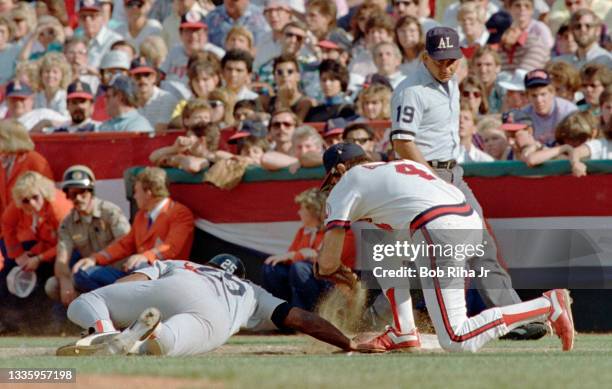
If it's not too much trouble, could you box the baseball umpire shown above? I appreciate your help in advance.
[389,26,547,340]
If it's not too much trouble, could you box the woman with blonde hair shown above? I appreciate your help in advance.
[10,3,37,46]
[224,26,255,56]
[356,84,392,151]
[261,187,328,310]
[18,15,65,61]
[0,119,53,221]
[356,84,391,121]
[1,171,72,278]
[139,36,168,70]
[33,52,72,116]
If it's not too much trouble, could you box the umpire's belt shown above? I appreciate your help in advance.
[428,160,457,169]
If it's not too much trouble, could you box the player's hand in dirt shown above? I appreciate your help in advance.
[73,257,96,273]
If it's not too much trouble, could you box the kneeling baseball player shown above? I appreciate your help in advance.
[315,143,574,352]
[60,254,371,356]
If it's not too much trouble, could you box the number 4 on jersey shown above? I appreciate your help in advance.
[363,162,435,181]
[395,163,435,180]
[396,105,415,123]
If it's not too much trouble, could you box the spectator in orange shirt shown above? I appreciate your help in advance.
[0,171,72,298]
[0,119,53,221]
[262,188,355,311]
[71,167,194,291]
[0,119,53,271]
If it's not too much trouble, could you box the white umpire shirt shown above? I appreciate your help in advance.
[390,61,460,162]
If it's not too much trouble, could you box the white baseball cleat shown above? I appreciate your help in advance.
[543,289,575,351]
[106,307,162,355]
[56,331,120,356]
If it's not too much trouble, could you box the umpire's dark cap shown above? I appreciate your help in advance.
[425,27,463,60]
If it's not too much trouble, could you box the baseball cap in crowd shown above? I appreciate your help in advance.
[100,50,131,70]
[425,27,462,61]
[130,56,156,75]
[78,0,103,12]
[6,267,37,298]
[322,118,347,138]
[486,11,512,45]
[6,80,33,99]
[180,10,207,30]
[524,69,551,89]
[228,120,268,144]
[501,110,533,131]
[497,69,528,92]
[321,142,366,189]
[67,80,94,100]
[108,75,136,97]
[318,34,352,53]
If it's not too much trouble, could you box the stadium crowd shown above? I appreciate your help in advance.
[0,0,610,332]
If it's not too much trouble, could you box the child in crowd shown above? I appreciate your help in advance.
[479,117,511,161]
[525,111,597,166]
[570,88,612,177]
[261,188,328,311]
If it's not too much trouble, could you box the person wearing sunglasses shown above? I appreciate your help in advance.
[460,75,489,116]
[258,54,314,121]
[342,122,386,161]
[555,9,611,70]
[0,171,72,295]
[257,20,318,97]
[45,165,130,306]
[254,0,294,71]
[114,0,162,51]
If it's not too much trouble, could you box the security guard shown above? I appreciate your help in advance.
[45,165,130,305]
[390,27,547,340]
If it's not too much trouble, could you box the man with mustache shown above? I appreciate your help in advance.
[45,165,130,306]
[130,57,178,132]
[51,81,100,133]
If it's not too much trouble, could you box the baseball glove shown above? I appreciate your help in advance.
[314,262,358,288]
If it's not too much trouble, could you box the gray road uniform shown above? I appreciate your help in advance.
[67,260,287,356]
[390,61,521,307]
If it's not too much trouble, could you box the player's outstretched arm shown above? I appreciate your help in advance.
[282,307,355,351]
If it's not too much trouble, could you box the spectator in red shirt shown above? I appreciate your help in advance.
[262,188,355,310]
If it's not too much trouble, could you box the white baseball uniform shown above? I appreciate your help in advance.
[325,160,552,352]
[67,260,285,356]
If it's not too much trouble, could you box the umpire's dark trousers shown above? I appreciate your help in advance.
[435,165,522,307]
